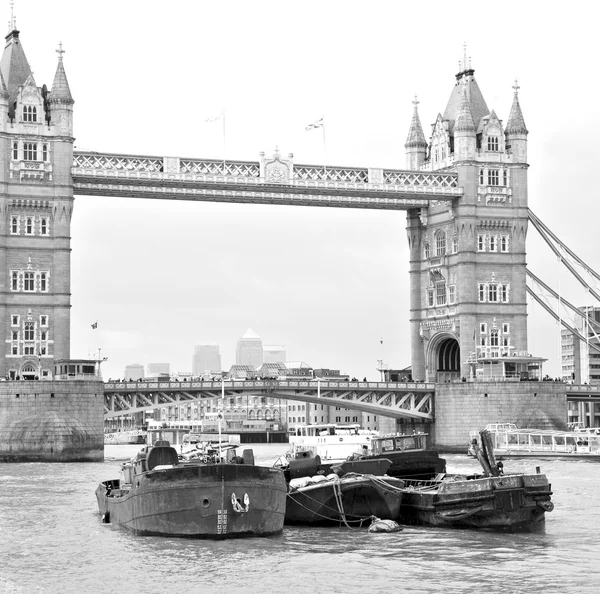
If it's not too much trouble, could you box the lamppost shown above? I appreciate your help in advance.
[377,359,383,381]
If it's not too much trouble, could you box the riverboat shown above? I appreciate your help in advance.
[104,429,147,445]
[95,441,287,538]
[474,423,600,461]
[399,430,554,530]
[349,432,446,479]
[285,466,405,526]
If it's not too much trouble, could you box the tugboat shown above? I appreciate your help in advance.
[96,440,287,538]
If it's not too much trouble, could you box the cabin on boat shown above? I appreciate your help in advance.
[492,428,600,454]
[291,423,361,438]
[369,433,428,455]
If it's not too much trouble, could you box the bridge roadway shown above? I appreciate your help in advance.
[72,151,462,210]
[566,384,600,402]
[103,379,436,421]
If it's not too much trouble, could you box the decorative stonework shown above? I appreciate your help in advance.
[260,148,293,184]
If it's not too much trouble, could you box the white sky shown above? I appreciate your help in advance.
[13,0,600,380]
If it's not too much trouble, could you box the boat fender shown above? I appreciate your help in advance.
[339,437,343,442]
[101,512,110,524]
[231,492,250,513]
[537,501,555,512]
[368,517,402,533]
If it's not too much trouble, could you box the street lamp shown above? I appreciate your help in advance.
[377,359,383,382]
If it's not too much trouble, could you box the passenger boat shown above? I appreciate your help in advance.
[349,432,446,479]
[288,423,378,464]
[400,430,554,530]
[103,429,147,445]
[474,423,600,461]
[284,456,405,526]
[95,441,287,538]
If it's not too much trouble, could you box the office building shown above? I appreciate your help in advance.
[236,328,263,367]
[263,345,286,364]
[192,345,222,375]
[147,362,170,378]
[124,364,144,380]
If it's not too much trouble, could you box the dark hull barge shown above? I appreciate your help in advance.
[96,443,287,538]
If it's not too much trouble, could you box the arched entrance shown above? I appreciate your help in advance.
[20,362,38,380]
[432,336,461,383]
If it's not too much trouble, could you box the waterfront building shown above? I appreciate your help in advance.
[263,345,286,364]
[562,306,600,427]
[236,328,263,367]
[0,24,74,379]
[192,344,221,375]
[124,363,144,380]
[147,362,170,378]
[406,59,530,382]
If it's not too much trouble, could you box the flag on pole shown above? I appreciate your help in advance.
[205,112,223,123]
[91,322,98,329]
[305,117,324,131]
[380,338,383,345]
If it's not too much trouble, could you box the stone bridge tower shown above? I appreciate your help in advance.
[0,24,74,379]
[405,60,529,382]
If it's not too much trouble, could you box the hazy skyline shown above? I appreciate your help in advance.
[12,0,598,380]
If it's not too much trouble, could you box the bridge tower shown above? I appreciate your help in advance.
[406,59,529,382]
[0,23,74,379]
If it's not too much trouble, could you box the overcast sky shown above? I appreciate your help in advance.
[13,0,599,380]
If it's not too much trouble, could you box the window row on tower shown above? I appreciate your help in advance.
[478,282,510,303]
[477,233,510,252]
[12,141,50,162]
[10,270,50,293]
[479,168,509,187]
[476,321,511,358]
[10,215,51,236]
[426,283,456,307]
[424,231,459,259]
[8,314,51,357]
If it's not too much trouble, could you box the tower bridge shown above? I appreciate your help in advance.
[103,380,435,421]
[1,16,598,461]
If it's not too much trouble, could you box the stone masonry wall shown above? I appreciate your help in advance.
[433,381,567,451]
[0,380,104,461]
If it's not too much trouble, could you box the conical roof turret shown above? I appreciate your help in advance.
[454,82,475,133]
[0,27,33,116]
[49,43,73,104]
[0,70,8,99]
[506,80,527,135]
[405,96,427,148]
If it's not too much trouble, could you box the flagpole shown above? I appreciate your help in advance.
[322,114,327,178]
[222,107,227,175]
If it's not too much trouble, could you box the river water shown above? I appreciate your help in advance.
[1,444,598,594]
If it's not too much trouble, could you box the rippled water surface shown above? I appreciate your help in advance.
[1,445,599,593]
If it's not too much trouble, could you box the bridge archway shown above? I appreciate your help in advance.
[428,333,460,383]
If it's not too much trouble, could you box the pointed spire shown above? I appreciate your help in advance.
[405,95,427,148]
[0,70,8,99]
[506,79,527,135]
[48,42,73,104]
[454,81,475,133]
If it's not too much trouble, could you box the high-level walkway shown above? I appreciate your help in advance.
[72,151,462,210]
[103,379,436,421]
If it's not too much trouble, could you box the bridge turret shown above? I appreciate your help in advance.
[404,96,427,170]
[0,71,8,129]
[453,81,476,161]
[505,80,528,165]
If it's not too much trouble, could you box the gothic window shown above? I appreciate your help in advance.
[503,323,510,333]
[424,242,430,259]
[11,216,19,234]
[40,272,48,292]
[13,142,18,160]
[11,315,19,326]
[12,344,18,355]
[40,218,48,236]
[436,281,446,306]
[434,149,439,163]
[502,337,510,348]
[24,323,34,341]
[488,284,498,302]
[42,144,48,162]
[435,231,446,256]
[478,283,486,302]
[427,288,434,307]
[24,272,35,292]
[40,346,47,355]
[24,346,35,355]
[26,218,33,235]
[23,105,36,122]
[500,284,510,302]
[23,143,37,161]
[480,337,487,347]
[490,330,499,347]
[480,323,487,333]
[479,169,484,185]
[500,235,509,252]
[452,235,458,253]
[487,136,499,151]
[503,169,508,186]
[489,235,497,252]
[477,234,485,252]
[11,272,18,291]
[448,285,456,304]
[40,315,48,327]
[12,330,18,341]
[488,169,499,186]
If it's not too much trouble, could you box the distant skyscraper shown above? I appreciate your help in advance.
[192,345,222,375]
[236,328,263,367]
[263,345,286,364]
[124,363,144,380]
[147,362,170,378]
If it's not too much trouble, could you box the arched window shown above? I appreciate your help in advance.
[11,217,18,234]
[435,231,446,256]
[452,235,459,253]
[40,218,48,236]
[42,144,48,162]
[424,242,430,259]
[24,323,34,341]
[26,218,33,235]
[13,142,18,160]
[23,143,37,161]
[11,271,18,291]
[40,272,47,292]
[490,330,499,347]
[24,272,35,292]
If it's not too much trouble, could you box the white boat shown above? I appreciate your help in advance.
[288,423,378,464]
[481,424,600,461]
